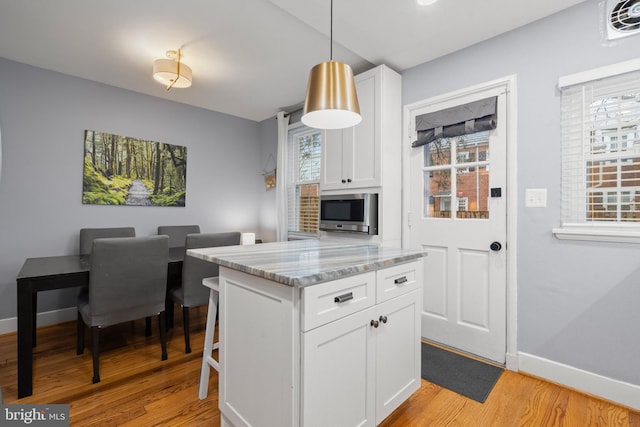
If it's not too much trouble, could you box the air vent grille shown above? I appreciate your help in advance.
[608,0,640,39]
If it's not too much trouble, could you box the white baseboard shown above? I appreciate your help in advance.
[0,307,77,335]
[505,352,519,371]
[518,352,640,411]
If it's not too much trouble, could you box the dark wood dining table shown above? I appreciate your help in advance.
[15,247,184,398]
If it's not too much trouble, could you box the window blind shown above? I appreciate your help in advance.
[560,69,640,225]
[412,97,497,148]
[287,127,321,238]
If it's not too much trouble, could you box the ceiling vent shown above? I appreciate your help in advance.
[607,0,640,40]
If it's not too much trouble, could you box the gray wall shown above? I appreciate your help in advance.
[0,58,264,319]
[402,0,640,386]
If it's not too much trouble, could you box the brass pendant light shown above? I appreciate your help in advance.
[301,0,361,130]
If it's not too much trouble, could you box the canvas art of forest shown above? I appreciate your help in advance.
[83,130,187,206]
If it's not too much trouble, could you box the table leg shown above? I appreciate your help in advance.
[166,263,181,329]
[17,280,34,398]
[32,292,37,347]
[165,298,174,330]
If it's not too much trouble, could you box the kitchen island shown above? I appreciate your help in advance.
[188,240,426,427]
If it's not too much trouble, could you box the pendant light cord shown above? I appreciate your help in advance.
[330,0,333,61]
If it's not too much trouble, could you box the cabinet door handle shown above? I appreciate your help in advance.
[341,179,347,183]
[370,319,379,328]
[334,292,354,303]
[379,315,388,324]
[347,178,352,183]
[394,276,408,285]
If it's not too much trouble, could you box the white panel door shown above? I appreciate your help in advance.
[407,87,508,364]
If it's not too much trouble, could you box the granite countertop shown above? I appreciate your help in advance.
[187,240,426,287]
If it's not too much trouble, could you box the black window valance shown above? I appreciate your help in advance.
[412,96,497,148]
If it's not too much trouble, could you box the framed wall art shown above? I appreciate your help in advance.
[82,130,187,206]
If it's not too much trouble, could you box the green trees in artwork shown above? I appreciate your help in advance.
[82,130,187,206]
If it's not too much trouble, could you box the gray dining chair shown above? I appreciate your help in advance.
[170,231,240,353]
[157,225,200,248]
[79,227,136,255]
[79,227,160,334]
[76,235,169,383]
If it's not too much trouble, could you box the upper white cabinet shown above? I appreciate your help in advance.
[321,65,401,192]
[319,65,402,247]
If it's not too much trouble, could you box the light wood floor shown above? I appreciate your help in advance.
[1,309,638,426]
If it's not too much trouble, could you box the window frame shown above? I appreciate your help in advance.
[286,123,322,240]
[553,59,640,244]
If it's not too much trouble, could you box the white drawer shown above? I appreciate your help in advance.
[302,272,376,331]
[376,261,421,303]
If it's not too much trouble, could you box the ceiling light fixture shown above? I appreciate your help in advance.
[301,0,361,130]
[153,49,192,91]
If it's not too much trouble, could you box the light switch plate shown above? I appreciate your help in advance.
[525,188,547,207]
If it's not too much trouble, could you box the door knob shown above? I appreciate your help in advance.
[490,241,502,252]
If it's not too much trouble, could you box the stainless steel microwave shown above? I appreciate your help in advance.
[319,193,378,235]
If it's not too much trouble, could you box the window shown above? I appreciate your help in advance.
[423,132,490,219]
[458,197,469,211]
[287,125,322,239]
[554,61,640,243]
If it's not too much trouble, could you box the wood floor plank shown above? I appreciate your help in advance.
[454,370,536,426]
[1,311,638,426]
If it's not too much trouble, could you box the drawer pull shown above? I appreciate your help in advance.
[394,276,408,285]
[334,292,354,303]
[370,319,379,328]
[379,315,388,324]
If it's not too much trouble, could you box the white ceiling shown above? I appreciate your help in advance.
[0,0,587,122]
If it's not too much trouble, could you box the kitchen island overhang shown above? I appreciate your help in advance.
[187,239,426,287]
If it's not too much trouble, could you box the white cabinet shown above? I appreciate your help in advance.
[301,261,422,427]
[322,72,378,190]
[302,305,376,427]
[374,291,421,422]
[321,65,401,192]
[218,259,422,427]
[320,64,402,247]
[302,291,420,427]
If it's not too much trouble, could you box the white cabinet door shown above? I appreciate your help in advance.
[302,306,376,427]
[348,73,378,188]
[302,288,421,427]
[374,290,421,422]
[321,71,380,191]
[322,128,348,189]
